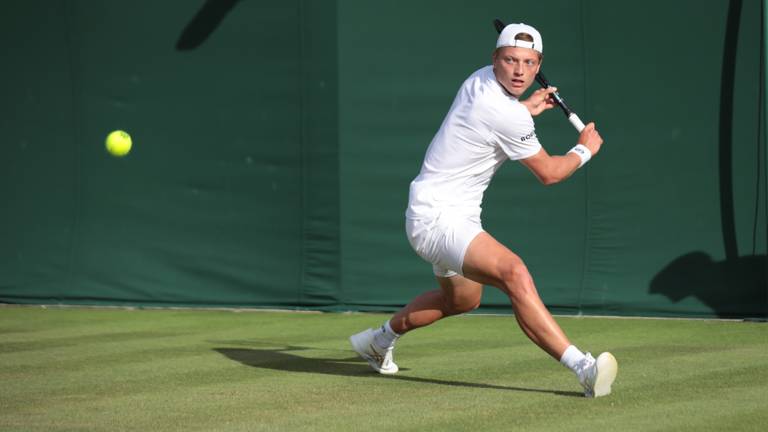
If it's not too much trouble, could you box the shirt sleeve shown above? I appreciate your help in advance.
[489,102,542,160]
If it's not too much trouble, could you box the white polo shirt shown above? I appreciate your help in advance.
[406,65,543,220]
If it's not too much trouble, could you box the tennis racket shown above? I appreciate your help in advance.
[493,18,586,132]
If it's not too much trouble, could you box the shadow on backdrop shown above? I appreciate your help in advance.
[650,0,767,318]
[214,347,582,397]
[650,252,767,318]
[176,0,241,50]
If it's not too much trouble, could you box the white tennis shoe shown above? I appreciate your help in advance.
[579,352,618,397]
[349,328,399,375]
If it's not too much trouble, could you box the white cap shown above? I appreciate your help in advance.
[496,23,543,53]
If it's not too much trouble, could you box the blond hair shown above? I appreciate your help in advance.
[513,32,542,61]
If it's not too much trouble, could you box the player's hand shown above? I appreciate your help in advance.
[579,122,603,156]
[521,87,558,116]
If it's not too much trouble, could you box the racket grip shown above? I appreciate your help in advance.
[568,113,586,132]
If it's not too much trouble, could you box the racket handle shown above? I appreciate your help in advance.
[568,113,586,132]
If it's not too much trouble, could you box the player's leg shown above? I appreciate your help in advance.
[461,231,617,397]
[389,275,483,334]
[462,232,569,359]
[349,275,482,375]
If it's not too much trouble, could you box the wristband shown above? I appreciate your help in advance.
[568,144,592,168]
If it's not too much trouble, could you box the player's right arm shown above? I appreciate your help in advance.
[519,123,603,185]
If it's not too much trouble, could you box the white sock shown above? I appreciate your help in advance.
[559,345,588,375]
[373,320,400,349]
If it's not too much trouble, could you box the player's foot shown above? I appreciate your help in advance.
[578,352,618,398]
[349,328,398,375]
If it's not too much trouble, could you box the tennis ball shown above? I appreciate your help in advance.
[105,130,132,157]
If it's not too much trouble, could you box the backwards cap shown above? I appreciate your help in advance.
[496,23,543,53]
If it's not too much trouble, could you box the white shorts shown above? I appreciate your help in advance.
[405,214,484,277]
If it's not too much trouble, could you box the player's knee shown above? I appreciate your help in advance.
[499,262,536,302]
[443,291,481,315]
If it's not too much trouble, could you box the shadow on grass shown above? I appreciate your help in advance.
[215,347,582,398]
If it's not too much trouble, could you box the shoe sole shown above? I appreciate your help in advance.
[592,352,618,397]
[349,332,398,375]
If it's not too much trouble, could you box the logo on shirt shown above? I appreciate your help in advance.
[520,131,537,142]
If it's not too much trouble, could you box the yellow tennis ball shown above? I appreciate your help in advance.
[105,130,132,157]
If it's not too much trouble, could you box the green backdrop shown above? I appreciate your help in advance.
[1,0,765,318]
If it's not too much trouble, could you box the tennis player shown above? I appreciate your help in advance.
[350,23,617,397]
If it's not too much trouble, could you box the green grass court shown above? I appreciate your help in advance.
[1,306,766,431]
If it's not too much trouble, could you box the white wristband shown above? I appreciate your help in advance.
[568,144,592,168]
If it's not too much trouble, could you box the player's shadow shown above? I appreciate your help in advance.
[650,252,767,318]
[652,0,767,320]
[214,347,582,397]
[176,0,241,50]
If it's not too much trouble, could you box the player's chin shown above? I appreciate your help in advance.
[508,81,527,96]
[508,86,526,98]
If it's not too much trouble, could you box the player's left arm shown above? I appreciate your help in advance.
[519,148,581,185]
[519,123,603,185]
